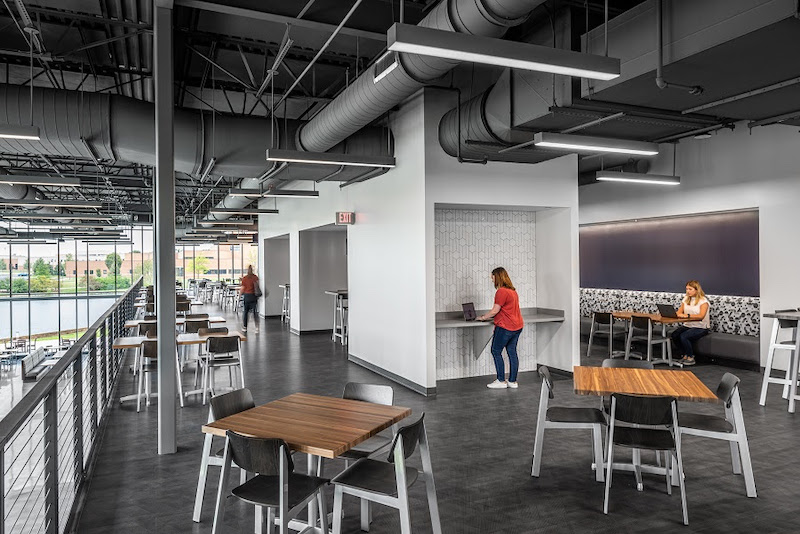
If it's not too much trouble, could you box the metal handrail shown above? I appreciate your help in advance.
[0,278,142,446]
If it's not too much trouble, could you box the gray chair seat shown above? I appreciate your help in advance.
[231,473,330,508]
[339,435,393,460]
[332,458,418,496]
[546,407,606,424]
[678,412,734,433]
[612,427,675,451]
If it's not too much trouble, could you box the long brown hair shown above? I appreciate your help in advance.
[683,280,706,305]
[492,267,515,290]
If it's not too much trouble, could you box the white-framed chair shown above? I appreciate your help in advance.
[331,414,441,534]
[679,372,756,497]
[531,366,606,482]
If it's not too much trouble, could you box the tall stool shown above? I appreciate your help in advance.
[332,295,347,345]
[280,284,290,323]
[759,309,800,412]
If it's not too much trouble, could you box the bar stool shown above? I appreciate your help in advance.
[332,295,347,345]
[759,309,800,412]
[280,284,291,323]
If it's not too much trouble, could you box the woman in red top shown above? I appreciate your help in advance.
[240,265,260,333]
[478,267,524,389]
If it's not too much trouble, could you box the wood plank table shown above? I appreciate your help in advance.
[574,365,718,490]
[197,393,412,532]
[612,311,686,366]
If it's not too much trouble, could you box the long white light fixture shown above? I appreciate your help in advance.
[0,124,40,140]
[262,189,320,199]
[387,23,621,81]
[0,175,80,187]
[595,171,680,186]
[533,132,659,156]
[208,208,279,215]
[0,199,104,208]
[0,213,115,222]
[228,188,262,197]
[266,149,396,169]
[25,222,121,229]
[373,51,399,84]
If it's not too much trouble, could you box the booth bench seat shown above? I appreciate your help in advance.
[21,347,49,381]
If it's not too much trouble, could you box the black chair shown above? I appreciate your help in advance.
[587,312,626,358]
[625,315,674,365]
[337,383,395,531]
[531,366,606,482]
[193,388,256,523]
[331,414,441,534]
[679,373,756,497]
[601,358,655,370]
[604,393,688,525]
[213,430,330,534]
[199,329,243,405]
[183,319,210,377]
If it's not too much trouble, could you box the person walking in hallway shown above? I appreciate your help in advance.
[478,267,524,389]
[240,265,261,333]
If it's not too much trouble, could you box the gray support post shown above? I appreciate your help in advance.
[154,0,177,455]
[89,336,98,434]
[0,444,4,534]
[44,390,59,534]
[73,355,84,483]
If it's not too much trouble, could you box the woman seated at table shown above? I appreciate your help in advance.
[670,280,710,366]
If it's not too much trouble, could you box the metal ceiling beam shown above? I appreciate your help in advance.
[747,110,800,129]
[20,6,151,30]
[174,0,385,42]
[683,76,800,115]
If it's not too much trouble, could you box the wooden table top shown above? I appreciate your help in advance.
[124,316,225,328]
[612,311,685,324]
[112,330,246,349]
[573,366,719,403]
[202,392,411,458]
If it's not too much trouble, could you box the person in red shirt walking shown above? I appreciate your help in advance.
[478,267,524,389]
[240,265,261,333]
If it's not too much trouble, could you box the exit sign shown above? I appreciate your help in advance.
[336,212,355,225]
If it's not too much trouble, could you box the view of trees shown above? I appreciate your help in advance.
[105,252,122,275]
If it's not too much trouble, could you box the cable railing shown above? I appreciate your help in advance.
[0,277,143,534]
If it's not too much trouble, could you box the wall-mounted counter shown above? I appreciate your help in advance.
[436,307,565,359]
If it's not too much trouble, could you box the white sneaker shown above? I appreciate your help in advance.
[254,327,260,334]
[507,382,519,389]
[487,380,508,389]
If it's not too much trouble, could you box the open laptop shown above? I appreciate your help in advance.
[462,302,477,321]
[656,303,679,318]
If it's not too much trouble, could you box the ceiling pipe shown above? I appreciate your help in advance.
[655,0,703,95]
[297,0,548,153]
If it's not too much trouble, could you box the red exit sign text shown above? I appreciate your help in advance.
[336,212,355,225]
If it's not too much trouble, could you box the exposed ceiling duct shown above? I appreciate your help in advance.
[297,0,549,154]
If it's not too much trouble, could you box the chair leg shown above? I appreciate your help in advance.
[192,433,213,522]
[531,423,546,477]
[603,441,614,514]
[632,448,643,491]
[675,448,689,525]
[729,439,742,475]
[586,322,596,359]
[136,357,144,413]
[265,507,276,534]
[332,486,344,534]
[319,491,329,534]
[360,499,371,531]
[788,351,800,413]
[592,424,604,483]
[665,451,672,496]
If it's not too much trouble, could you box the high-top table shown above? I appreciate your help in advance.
[325,290,348,344]
[760,309,800,412]
[196,392,412,533]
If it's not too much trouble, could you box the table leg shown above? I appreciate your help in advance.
[193,432,213,522]
[788,334,800,413]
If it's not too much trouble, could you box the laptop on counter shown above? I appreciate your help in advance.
[656,303,679,318]
[462,302,477,321]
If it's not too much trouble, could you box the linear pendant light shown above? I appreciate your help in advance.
[0,198,103,208]
[0,212,115,221]
[0,174,80,187]
[595,171,680,186]
[262,189,320,198]
[208,208,279,215]
[534,132,659,156]
[229,188,262,197]
[0,124,41,140]
[198,219,256,226]
[387,23,621,81]
[266,148,396,169]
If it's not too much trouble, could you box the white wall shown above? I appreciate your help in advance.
[262,237,289,316]
[579,123,800,366]
[424,88,580,375]
[297,229,348,331]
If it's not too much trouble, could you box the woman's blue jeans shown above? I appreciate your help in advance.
[491,326,523,382]
[670,326,709,358]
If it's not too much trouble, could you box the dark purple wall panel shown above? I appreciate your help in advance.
[580,211,759,296]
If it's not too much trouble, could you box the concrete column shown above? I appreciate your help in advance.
[154,0,177,455]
